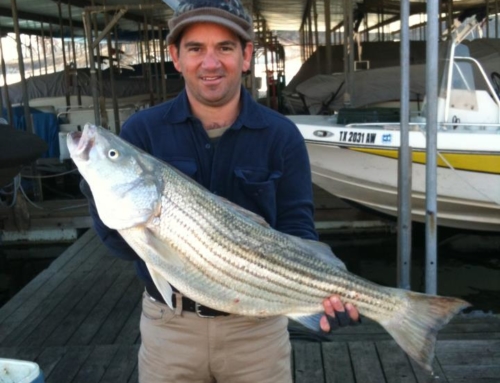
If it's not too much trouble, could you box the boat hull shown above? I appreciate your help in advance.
[290,116,500,232]
[307,142,500,232]
[0,124,48,188]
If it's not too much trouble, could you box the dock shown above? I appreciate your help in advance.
[0,184,394,244]
[1,228,499,382]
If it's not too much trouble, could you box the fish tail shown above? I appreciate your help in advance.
[382,291,471,372]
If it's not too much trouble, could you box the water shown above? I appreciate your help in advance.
[323,227,500,314]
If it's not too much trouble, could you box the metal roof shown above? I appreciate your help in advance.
[0,0,491,39]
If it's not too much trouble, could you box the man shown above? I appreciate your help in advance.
[83,0,359,382]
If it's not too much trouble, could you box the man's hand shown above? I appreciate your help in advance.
[320,295,360,332]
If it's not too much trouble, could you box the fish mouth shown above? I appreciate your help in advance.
[67,124,96,161]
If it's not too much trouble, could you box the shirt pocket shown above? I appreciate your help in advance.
[234,167,282,225]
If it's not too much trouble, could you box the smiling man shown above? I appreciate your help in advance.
[82,0,359,382]
[169,24,252,111]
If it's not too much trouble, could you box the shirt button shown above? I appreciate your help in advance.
[205,144,211,149]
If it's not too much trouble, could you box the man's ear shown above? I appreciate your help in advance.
[169,44,182,73]
[242,42,254,73]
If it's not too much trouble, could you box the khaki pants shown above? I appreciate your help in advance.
[139,292,292,383]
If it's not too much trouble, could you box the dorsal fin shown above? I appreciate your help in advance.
[303,239,347,270]
[285,235,347,270]
[217,195,271,228]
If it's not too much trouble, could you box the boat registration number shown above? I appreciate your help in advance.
[339,131,376,144]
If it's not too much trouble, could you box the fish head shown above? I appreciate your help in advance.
[67,124,162,230]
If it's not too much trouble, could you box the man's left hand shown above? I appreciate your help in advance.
[320,295,360,332]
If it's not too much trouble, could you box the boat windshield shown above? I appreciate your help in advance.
[440,42,494,95]
[420,35,500,126]
[448,45,475,90]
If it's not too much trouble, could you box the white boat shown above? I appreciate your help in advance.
[289,18,500,232]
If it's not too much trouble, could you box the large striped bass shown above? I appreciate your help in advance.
[67,124,470,372]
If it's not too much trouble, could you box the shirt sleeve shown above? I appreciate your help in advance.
[274,131,319,241]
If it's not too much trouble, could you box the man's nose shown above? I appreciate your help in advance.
[201,51,221,68]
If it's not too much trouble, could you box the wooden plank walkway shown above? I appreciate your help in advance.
[1,229,499,383]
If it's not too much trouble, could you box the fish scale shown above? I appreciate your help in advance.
[161,182,422,320]
[165,198,332,302]
[158,179,409,317]
[68,124,471,372]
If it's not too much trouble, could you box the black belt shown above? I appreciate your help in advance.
[146,286,229,318]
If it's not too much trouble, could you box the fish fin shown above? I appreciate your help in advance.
[382,290,471,372]
[306,240,347,270]
[144,228,185,269]
[119,227,181,311]
[288,313,324,332]
[146,264,174,310]
[121,227,185,269]
[218,196,271,228]
[288,237,347,270]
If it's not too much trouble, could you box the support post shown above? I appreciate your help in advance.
[83,11,100,126]
[324,0,332,74]
[11,0,43,201]
[49,23,56,72]
[11,0,33,134]
[425,0,439,295]
[40,22,48,74]
[158,26,167,102]
[0,30,12,122]
[397,0,412,290]
[104,10,121,134]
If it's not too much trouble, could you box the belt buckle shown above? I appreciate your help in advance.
[195,302,215,318]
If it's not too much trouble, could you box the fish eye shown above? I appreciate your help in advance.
[108,149,119,159]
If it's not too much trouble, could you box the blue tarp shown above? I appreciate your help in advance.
[6,107,60,159]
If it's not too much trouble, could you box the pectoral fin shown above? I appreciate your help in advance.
[146,264,174,310]
[119,227,183,311]
[121,227,185,269]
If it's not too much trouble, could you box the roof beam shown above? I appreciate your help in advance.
[0,6,84,29]
[299,0,313,31]
[0,25,53,38]
[54,0,149,25]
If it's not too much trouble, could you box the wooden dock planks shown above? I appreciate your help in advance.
[0,229,499,383]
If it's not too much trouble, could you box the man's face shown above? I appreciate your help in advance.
[169,22,253,108]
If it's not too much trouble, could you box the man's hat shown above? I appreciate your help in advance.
[167,0,254,45]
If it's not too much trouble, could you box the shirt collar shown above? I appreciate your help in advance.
[163,86,269,130]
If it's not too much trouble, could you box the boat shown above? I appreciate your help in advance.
[288,17,500,232]
[0,120,48,189]
[284,38,500,115]
[1,64,184,134]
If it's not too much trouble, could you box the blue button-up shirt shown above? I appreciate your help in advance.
[87,86,318,287]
